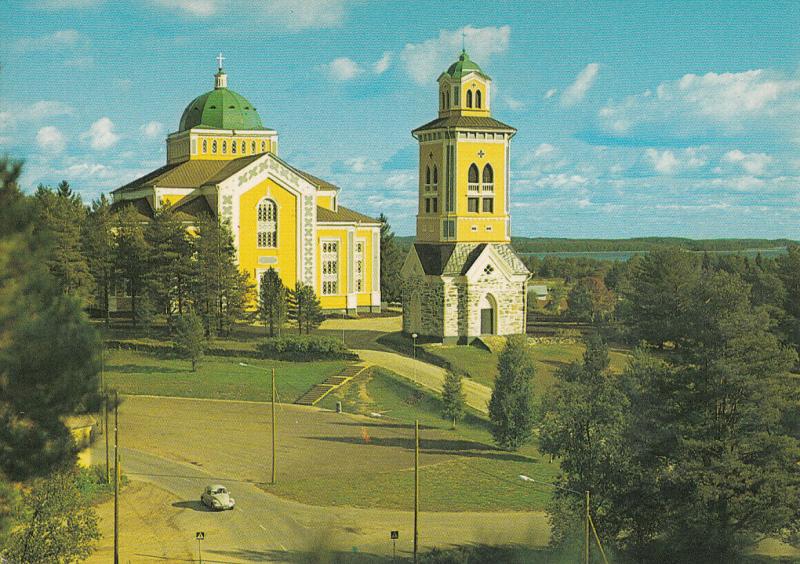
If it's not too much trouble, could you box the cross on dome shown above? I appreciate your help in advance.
[216,52,225,71]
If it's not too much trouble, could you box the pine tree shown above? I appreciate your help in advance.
[191,215,251,336]
[378,213,404,303]
[113,205,151,327]
[441,371,466,429]
[33,181,94,303]
[258,267,287,337]
[83,195,115,323]
[292,282,324,335]
[145,205,194,319]
[173,312,206,371]
[488,335,536,450]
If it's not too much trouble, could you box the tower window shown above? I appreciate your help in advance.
[482,197,494,213]
[425,166,431,187]
[321,241,339,295]
[261,140,266,152]
[257,198,278,248]
[241,140,246,154]
[476,90,482,108]
[468,197,480,213]
[232,140,237,154]
[432,198,438,213]
[446,90,450,108]
[482,164,494,190]
[432,165,438,186]
[222,140,227,154]
[466,90,473,108]
[251,141,257,153]
[441,91,446,109]
[202,139,207,153]
[453,86,459,106]
[212,140,217,154]
[468,163,480,192]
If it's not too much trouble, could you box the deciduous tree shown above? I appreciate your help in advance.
[173,312,206,371]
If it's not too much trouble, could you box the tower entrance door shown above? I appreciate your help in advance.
[478,293,497,335]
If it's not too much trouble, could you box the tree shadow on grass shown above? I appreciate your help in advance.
[331,421,439,431]
[305,436,533,463]
[209,548,393,563]
[105,363,188,375]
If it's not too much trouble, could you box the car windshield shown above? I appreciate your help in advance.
[214,488,227,494]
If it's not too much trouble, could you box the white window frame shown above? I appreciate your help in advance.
[321,239,339,295]
[354,238,365,293]
[257,198,278,248]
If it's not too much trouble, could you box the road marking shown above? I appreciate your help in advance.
[259,524,267,532]
[280,544,287,551]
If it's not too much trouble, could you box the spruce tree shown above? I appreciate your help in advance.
[83,195,115,323]
[441,371,466,429]
[292,282,324,335]
[378,213,404,303]
[258,267,287,337]
[145,205,193,319]
[173,312,206,371]
[113,204,151,327]
[488,335,536,450]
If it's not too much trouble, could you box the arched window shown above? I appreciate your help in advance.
[432,165,438,185]
[251,141,257,153]
[466,90,473,108]
[257,199,278,248]
[202,139,207,153]
[261,141,266,152]
[232,140,237,154]
[468,163,479,183]
[212,140,217,154]
[446,91,450,108]
[482,164,493,184]
[425,166,431,186]
[476,90,482,108]
[241,141,246,154]
[222,140,227,154]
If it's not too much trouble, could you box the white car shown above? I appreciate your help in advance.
[201,484,235,511]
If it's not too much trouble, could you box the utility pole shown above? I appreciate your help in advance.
[413,419,419,563]
[104,393,110,484]
[585,490,590,564]
[271,367,276,485]
[114,391,120,564]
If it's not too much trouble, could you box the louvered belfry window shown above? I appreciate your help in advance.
[257,199,277,248]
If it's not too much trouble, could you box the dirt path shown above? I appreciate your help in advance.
[356,348,493,415]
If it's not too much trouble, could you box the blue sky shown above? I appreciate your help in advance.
[2,0,800,238]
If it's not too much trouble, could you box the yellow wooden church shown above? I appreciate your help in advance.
[111,57,381,313]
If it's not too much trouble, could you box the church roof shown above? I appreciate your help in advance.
[109,197,154,220]
[413,242,528,276]
[172,195,214,219]
[179,87,266,132]
[317,205,379,224]
[412,115,516,135]
[441,51,489,80]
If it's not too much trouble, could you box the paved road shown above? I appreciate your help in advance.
[356,349,493,415]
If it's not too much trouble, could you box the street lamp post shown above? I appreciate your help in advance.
[411,333,418,380]
[519,475,608,564]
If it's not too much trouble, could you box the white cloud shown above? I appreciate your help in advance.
[533,173,589,188]
[723,149,773,175]
[373,52,392,75]
[0,100,74,131]
[502,95,525,110]
[532,143,555,159]
[150,0,217,16]
[82,117,119,150]
[36,126,66,153]
[400,25,511,85]
[561,63,599,107]
[326,57,362,81]
[343,157,381,173]
[645,149,680,174]
[14,29,84,52]
[263,0,348,30]
[544,88,558,99]
[140,121,164,139]
[599,69,800,137]
[645,147,708,175]
[385,171,416,190]
[65,56,94,68]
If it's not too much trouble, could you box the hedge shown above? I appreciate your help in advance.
[257,335,359,361]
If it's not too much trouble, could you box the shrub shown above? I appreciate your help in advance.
[257,335,358,361]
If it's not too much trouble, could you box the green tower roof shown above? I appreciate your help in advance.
[179,75,265,131]
[443,50,488,80]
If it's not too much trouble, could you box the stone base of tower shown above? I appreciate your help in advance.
[400,242,530,343]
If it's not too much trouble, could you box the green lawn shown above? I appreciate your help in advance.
[422,341,630,396]
[289,367,560,512]
[103,348,348,403]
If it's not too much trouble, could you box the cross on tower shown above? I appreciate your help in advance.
[462,31,466,52]
[477,149,485,158]
[216,52,225,70]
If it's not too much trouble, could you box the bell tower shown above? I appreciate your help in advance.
[411,50,516,244]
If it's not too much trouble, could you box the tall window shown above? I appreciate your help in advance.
[321,241,339,295]
[241,140,246,154]
[251,141,257,153]
[476,90,482,108]
[482,164,493,185]
[432,165,438,186]
[466,90,473,108]
[212,140,217,154]
[257,199,277,248]
[468,163,480,192]
[261,140,267,152]
[354,241,364,292]
[202,139,208,153]
[232,140,237,154]
[222,140,227,154]
[441,91,446,109]
[425,166,431,187]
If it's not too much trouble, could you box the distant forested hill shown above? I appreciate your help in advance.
[394,236,796,253]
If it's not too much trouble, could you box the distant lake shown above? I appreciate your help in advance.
[520,248,789,262]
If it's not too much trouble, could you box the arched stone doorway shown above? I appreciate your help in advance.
[479,293,497,335]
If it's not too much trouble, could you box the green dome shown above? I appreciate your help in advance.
[179,85,264,131]
[444,50,487,80]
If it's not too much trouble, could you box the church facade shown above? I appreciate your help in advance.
[111,59,381,314]
[400,51,530,343]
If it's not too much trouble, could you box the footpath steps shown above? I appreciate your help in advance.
[295,363,367,406]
